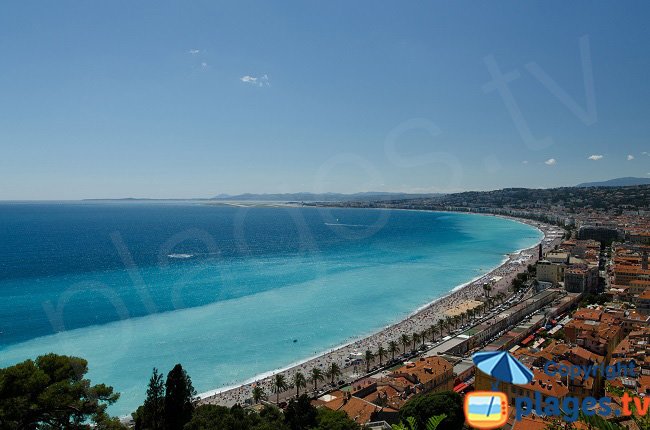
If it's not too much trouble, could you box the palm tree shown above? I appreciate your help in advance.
[326,363,342,386]
[444,316,452,332]
[272,374,288,404]
[496,292,506,304]
[411,333,420,352]
[310,368,324,392]
[467,308,474,322]
[388,340,399,360]
[400,334,411,354]
[429,324,436,342]
[437,319,445,338]
[377,346,388,366]
[483,282,492,299]
[392,414,447,430]
[420,330,427,348]
[252,386,266,404]
[293,372,307,398]
[365,349,375,373]
[487,297,495,309]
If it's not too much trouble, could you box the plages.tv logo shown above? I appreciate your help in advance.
[465,350,642,429]
[464,351,533,429]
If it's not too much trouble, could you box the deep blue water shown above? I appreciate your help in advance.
[0,202,541,415]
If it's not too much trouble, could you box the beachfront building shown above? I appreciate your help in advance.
[475,367,569,407]
[536,260,565,284]
[389,356,454,395]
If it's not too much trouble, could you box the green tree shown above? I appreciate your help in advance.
[184,404,290,430]
[389,341,399,360]
[134,368,165,430]
[182,404,233,430]
[164,364,196,430]
[445,315,453,330]
[252,386,267,404]
[429,325,436,342]
[411,333,420,352]
[364,350,374,373]
[400,334,411,354]
[0,354,122,429]
[310,368,325,392]
[271,374,288,404]
[325,363,342,386]
[392,414,447,430]
[482,282,492,299]
[293,372,307,398]
[437,319,445,338]
[377,346,388,366]
[399,391,464,430]
[258,405,290,430]
[284,394,318,430]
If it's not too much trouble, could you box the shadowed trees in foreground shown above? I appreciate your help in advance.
[184,395,359,430]
[0,353,125,429]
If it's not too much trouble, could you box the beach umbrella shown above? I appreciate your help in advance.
[472,351,533,385]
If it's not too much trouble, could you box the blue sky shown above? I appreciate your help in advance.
[1,1,649,199]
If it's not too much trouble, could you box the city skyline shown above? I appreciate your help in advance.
[1,1,649,200]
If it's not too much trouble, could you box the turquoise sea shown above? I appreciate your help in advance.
[0,203,542,416]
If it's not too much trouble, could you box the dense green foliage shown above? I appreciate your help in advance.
[164,364,196,430]
[392,415,446,430]
[133,368,166,430]
[398,391,464,430]
[183,396,359,430]
[0,356,366,430]
[0,354,125,429]
[133,364,196,430]
[183,404,286,430]
[580,293,608,307]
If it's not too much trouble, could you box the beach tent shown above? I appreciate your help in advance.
[472,351,533,385]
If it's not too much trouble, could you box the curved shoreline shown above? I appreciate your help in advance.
[198,212,559,407]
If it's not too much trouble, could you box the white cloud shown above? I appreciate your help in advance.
[240,74,270,87]
[627,155,635,161]
[587,154,604,161]
[545,158,557,166]
[201,62,208,68]
[643,151,650,156]
[189,49,200,55]
[522,160,528,164]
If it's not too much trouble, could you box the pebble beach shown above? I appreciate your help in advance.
[198,215,563,407]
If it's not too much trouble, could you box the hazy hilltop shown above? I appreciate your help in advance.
[577,177,650,187]
[316,185,650,211]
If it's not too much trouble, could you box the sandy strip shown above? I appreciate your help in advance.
[198,214,563,407]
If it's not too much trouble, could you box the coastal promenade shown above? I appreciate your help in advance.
[198,216,565,408]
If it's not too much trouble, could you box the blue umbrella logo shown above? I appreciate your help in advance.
[472,351,533,386]
[465,351,533,429]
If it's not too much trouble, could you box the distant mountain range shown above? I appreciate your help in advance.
[211,192,443,202]
[576,177,650,188]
